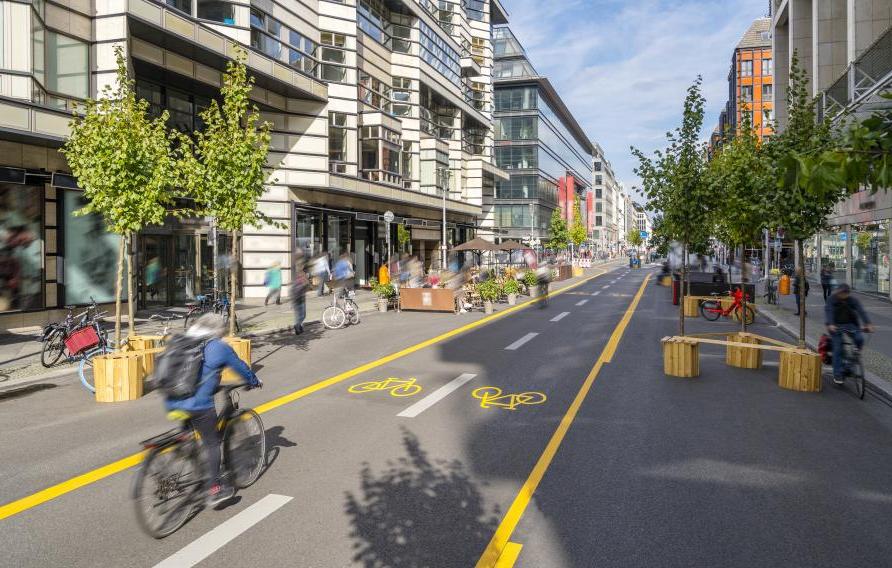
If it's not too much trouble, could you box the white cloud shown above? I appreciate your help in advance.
[503,0,770,199]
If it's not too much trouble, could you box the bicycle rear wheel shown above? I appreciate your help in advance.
[322,306,346,329]
[740,305,756,325]
[78,345,113,393]
[851,361,865,399]
[133,442,202,538]
[41,329,66,367]
[224,410,266,488]
[700,301,721,321]
[348,301,360,325]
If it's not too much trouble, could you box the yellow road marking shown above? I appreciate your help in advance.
[472,386,547,410]
[0,266,621,522]
[474,275,650,568]
[494,542,523,568]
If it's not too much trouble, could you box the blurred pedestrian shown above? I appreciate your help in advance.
[333,252,354,294]
[312,253,330,297]
[264,261,282,306]
[291,252,308,335]
[794,267,810,316]
[820,264,833,301]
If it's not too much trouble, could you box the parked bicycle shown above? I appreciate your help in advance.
[133,384,266,538]
[183,289,239,332]
[149,313,179,342]
[39,297,105,367]
[762,278,778,305]
[699,289,756,325]
[322,289,360,330]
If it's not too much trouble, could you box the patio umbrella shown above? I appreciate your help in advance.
[498,240,524,251]
[452,237,500,252]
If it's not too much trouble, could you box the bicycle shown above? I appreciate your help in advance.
[762,278,778,305]
[833,329,869,399]
[348,377,421,397]
[39,297,104,367]
[133,385,266,538]
[149,313,179,342]
[699,289,755,325]
[322,288,360,330]
[184,290,240,332]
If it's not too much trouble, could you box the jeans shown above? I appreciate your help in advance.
[795,294,805,314]
[317,277,326,296]
[293,296,306,332]
[191,408,222,491]
[822,284,831,301]
[265,287,281,305]
[831,324,863,378]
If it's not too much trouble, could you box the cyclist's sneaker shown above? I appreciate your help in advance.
[833,376,844,385]
[206,483,235,507]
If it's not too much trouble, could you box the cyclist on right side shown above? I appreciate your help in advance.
[825,284,873,385]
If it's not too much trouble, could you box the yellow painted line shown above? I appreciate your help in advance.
[494,542,523,568]
[475,275,650,568]
[0,266,621,523]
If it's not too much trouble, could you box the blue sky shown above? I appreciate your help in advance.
[503,0,771,200]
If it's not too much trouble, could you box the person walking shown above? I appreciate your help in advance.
[264,261,282,306]
[291,253,308,335]
[820,264,833,301]
[312,253,330,297]
[793,267,810,316]
[333,252,355,293]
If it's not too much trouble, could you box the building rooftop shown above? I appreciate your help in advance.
[737,17,772,49]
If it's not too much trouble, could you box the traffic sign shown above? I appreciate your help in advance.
[839,232,847,242]
[639,230,648,239]
[383,210,394,223]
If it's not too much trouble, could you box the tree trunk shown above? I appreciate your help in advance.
[679,241,687,336]
[797,238,806,348]
[740,241,748,333]
[229,230,238,336]
[125,234,135,338]
[113,236,125,350]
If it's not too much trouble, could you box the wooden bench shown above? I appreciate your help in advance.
[662,332,821,392]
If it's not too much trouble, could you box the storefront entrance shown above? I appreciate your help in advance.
[139,234,196,307]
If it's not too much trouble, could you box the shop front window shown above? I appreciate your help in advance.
[62,190,123,305]
[852,223,889,295]
[327,214,352,261]
[296,210,323,258]
[820,232,847,285]
[0,184,43,311]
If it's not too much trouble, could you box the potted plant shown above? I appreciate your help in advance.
[370,277,396,312]
[477,278,501,314]
[522,271,539,297]
[503,278,521,305]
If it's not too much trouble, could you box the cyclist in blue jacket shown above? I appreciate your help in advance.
[825,284,873,385]
[169,313,261,506]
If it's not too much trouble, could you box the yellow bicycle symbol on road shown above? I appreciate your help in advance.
[348,377,422,397]
[472,386,546,410]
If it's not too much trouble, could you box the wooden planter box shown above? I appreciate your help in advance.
[554,265,573,282]
[778,349,822,392]
[125,335,163,352]
[93,351,146,403]
[725,333,762,369]
[683,296,700,318]
[662,337,700,378]
[222,337,252,384]
[399,288,458,313]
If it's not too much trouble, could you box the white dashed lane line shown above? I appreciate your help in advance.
[575,299,589,306]
[550,312,571,322]
[505,332,539,351]
[396,373,477,418]
[591,291,601,296]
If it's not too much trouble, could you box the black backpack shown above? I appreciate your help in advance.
[154,334,209,400]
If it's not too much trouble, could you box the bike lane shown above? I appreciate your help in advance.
[0,264,641,566]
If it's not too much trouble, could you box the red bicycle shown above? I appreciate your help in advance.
[699,288,755,325]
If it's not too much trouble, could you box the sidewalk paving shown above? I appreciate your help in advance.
[0,260,625,391]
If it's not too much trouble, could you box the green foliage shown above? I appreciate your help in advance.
[627,229,643,248]
[546,209,569,250]
[522,270,538,288]
[62,46,178,235]
[369,277,396,299]
[569,196,587,248]
[397,224,411,250]
[503,278,521,295]
[632,76,712,250]
[476,278,501,302]
[178,45,274,232]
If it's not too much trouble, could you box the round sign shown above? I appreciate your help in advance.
[383,210,395,223]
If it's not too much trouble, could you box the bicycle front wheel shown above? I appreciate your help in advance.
[700,301,721,321]
[41,329,66,367]
[78,345,112,393]
[322,306,346,329]
[851,361,866,399]
[740,306,756,325]
[133,442,202,539]
[224,410,266,489]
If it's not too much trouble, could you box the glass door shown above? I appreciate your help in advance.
[141,235,171,306]
[172,234,196,304]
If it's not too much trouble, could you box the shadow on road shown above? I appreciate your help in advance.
[344,428,499,567]
[251,325,327,372]
[262,425,298,476]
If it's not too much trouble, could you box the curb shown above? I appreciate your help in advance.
[758,306,892,404]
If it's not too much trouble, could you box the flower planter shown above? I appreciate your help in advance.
[377,298,389,312]
[221,336,252,385]
[507,293,517,306]
[529,285,539,298]
[93,351,146,402]
[399,288,458,313]
[484,301,493,314]
[124,335,164,352]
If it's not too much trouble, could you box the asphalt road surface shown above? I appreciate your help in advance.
[2,263,892,568]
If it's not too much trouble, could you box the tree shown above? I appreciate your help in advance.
[767,53,838,346]
[568,196,587,252]
[649,214,671,257]
[61,46,179,349]
[397,224,411,253]
[179,46,274,335]
[546,208,569,251]
[627,229,643,248]
[632,76,711,335]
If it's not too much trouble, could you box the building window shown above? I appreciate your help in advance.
[419,20,461,86]
[319,34,347,82]
[359,73,392,113]
[595,175,602,185]
[329,112,348,164]
[595,188,602,199]
[494,116,536,140]
[360,125,401,185]
[358,0,387,44]
[494,145,536,170]
[593,161,602,172]
[0,184,43,311]
[740,85,753,102]
[197,0,235,24]
[596,215,603,226]
[391,77,413,117]
[494,86,537,111]
[761,58,772,76]
[61,190,123,305]
[740,60,753,77]
[32,20,89,101]
[250,8,317,76]
[762,108,772,123]
[391,13,412,53]
[762,83,773,99]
